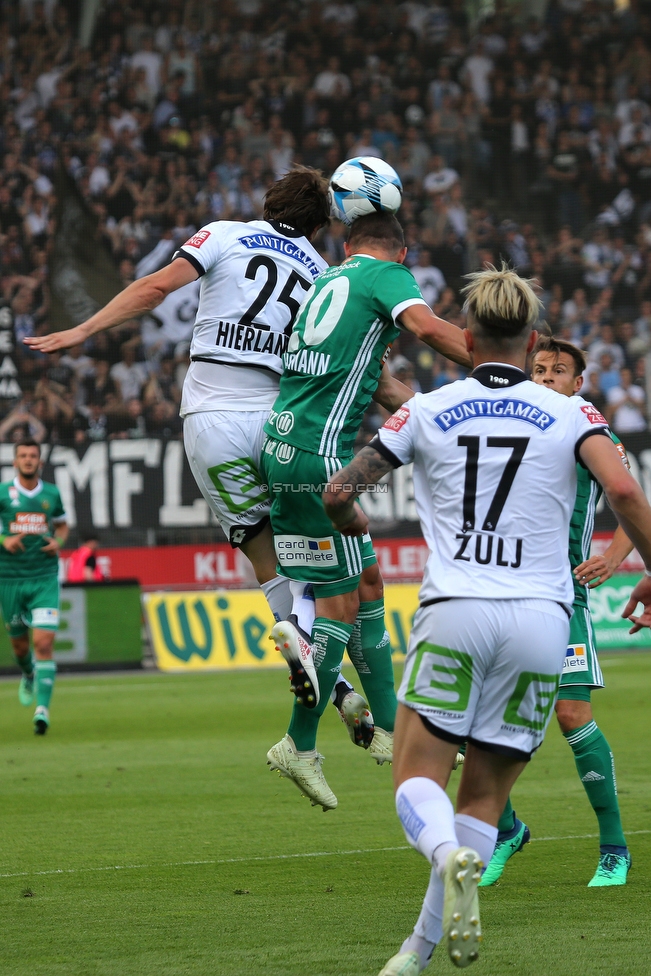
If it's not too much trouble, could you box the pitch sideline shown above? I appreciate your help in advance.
[1,830,650,881]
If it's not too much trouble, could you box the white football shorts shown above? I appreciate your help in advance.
[398,597,570,760]
[183,410,271,546]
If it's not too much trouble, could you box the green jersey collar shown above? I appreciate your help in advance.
[13,477,43,498]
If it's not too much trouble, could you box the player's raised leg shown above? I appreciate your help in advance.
[183,410,298,629]
[346,559,397,762]
[268,585,358,810]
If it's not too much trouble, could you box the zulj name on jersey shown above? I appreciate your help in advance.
[434,398,557,432]
[454,532,523,569]
[215,321,288,356]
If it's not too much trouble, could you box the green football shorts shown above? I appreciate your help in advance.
[261,436,376,597]
[0,575,60,637]
[557,604,604,698]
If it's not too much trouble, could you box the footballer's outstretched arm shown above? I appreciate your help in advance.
[323,446,395,536]
[372,364,415,413]
[574,524,634,588]
[399,304,471,368]
[24,258,199,353]
[579,433,651,630]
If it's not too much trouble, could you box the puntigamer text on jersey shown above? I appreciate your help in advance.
[433,398,558,432]
[237,234,323,276]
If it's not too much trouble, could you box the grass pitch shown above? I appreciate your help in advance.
[0,653,649,976]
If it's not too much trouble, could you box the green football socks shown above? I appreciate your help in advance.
[346,600,397,732]
[35,660,57,710]
[15,649,34,677]
[287,618,354,752]
[564,720,627,849]
[497,796,516,834]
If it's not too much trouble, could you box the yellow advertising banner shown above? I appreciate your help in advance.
[143,585,421,672]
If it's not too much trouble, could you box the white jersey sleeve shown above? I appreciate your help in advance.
[176,226,223,276]
[372,401,418,466]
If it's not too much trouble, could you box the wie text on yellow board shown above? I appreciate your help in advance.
[143,585,421,672]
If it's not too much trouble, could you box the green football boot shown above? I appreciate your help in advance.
[18,672,35,706]
[587,852,631,887]
[478,818,530,887]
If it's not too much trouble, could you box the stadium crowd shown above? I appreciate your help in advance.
[1,0,651,447]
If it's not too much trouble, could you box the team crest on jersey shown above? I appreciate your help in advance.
[383,406,410,432]
[433,398,557,432]
[8,486,19,506]
[581,404,607,425]
[184,230,211,249]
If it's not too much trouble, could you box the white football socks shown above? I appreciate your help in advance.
[454,813,497,868]
[396,777,458,874]
[261,575,293,622]
[400,864,444,969]
[396,782,498,972]
[289,579,316,634]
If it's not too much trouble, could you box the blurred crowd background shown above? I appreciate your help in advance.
[1,0,651,450]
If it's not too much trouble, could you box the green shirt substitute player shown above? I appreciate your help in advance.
[261,212,470,810]
[0,440,68,735]
[479,335,633,888]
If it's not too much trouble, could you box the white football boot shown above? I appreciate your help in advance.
[271,616,319,708]
[369,727,393,765]
[442,847,483,968]
[377,951,420,976]
[267,735,337,811]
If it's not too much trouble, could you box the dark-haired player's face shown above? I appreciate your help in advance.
[531,351,582,397]
[14,446,41,478]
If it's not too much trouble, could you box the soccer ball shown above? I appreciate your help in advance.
[329,157,403,225]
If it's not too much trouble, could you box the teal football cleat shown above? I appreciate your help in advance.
[33,705,49,735]
[587,852,631,887]
[478,819,530,887]
[18,672,35,706]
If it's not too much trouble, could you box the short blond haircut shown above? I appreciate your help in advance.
[462,263,541,338]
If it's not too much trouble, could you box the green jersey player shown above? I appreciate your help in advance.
[480,335,632,888]
[0,440,68,734]
[261,212,470,809]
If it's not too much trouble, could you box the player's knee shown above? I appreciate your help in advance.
[32,631,55,659]
[359,562,383,602]
[555,698,591,733]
